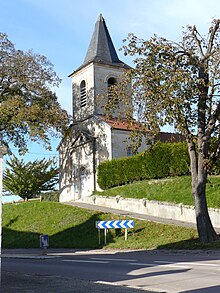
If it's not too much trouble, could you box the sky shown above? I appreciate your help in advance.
[1,0,220,194]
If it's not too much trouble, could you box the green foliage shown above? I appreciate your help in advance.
[3,201,220,249]
[0,33,70,153]
[98,140,219,190]
[97,176,220,209]
[98,142,190,190]
[41,190,60,202]
[105,20,220,241]
[210,137,220,175]
[169,142,190,176]
[3,155,59,200]
[2,201,201,249]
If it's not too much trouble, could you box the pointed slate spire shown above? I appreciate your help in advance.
[83,14,129,68]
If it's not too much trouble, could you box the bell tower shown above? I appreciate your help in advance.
[68,14,130,122]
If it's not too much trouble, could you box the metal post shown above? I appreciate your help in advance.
[125,228,128,241]
[104,229,107,245]
[0,145,7,282]
[98,229,100,245]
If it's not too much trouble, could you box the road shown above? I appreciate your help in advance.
[2,249,220,292]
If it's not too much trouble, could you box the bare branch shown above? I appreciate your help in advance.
[191,25,205,58]
[207,19,220,54]
[206,102,220,138]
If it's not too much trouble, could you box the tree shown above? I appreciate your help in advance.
[3,155,59,200]
[106,20,220,243]
[0,33,69,153]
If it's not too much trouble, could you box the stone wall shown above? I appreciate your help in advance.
[78,195,220,228]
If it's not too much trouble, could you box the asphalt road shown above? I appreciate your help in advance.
[2,271,148,293]
[2,249,220,292]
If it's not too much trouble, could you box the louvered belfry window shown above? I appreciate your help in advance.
[80,80,87,107]
[107,77,117,95]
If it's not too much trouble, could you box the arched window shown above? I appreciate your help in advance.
[107,77,118,102]
[80,80,87,108]
[80,166,87,177]
[107,77,117,88]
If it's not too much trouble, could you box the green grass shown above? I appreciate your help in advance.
[2,201,220,250]
[95,176,220,209]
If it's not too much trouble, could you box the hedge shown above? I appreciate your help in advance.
[98,141,220,190]
[41,190,60,202]
[97,142,190,190]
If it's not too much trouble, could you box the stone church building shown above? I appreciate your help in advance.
[58,14,151,202]
[58,14,179,202]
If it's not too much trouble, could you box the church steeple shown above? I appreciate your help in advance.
[83,14,129,68]
[70,14,130,121]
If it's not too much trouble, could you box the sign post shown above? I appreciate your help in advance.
[0,145,7,282]
[96,220,134,245]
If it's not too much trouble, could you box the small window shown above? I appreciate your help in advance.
[80,166,87,177]
[80,80,87,108]
[108,77,117,87]
[107,77,118,102]
[127,147,132,157]
[107,77,117,95]
[127,147,137,157]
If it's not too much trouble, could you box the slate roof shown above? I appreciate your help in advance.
[70,14,130,75]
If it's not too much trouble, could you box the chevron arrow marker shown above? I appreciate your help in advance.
[96,220,134,229]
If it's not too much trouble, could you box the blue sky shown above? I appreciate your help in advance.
[1,0,220,164]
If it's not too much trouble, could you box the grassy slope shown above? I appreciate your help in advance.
[2,201,220,250]
[95,176,220,209]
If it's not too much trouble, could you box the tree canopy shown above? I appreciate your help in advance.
[0,33,70,153]
[106,19,220,243]
[3,155,59,200]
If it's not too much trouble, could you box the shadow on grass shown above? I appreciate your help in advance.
[50,213,113,248]
[2,213,116,249]
[2,228,41,249]
[157,234,220,250]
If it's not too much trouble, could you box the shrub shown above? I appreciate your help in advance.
[41,190,60,202]
[169,142,190,176]
[97,141,219,190]
[97,142,190,190]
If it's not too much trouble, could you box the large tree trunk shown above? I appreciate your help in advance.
[188,141,218,243]
[192,178,217,243]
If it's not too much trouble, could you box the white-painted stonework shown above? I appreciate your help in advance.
[59,15,180,203]
[78,195,220,228]
[59,15,150,202]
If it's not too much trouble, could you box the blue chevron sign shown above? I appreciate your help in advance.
[96,220,134,229]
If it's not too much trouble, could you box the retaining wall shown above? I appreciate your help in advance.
[78,195,220,228]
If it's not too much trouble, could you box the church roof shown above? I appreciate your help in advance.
[96,115,146,131]
[70,14,130,75]
[96,115,185,142]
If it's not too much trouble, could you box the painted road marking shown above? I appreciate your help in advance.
[155,260,220,268]
[129,262,190,269]
[62,258,220,269]
[129,262,157,267]
[90,257,137,262]
[63,260,109,264]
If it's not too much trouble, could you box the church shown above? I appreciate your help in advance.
[58,15,182,202]
[58,14,150,202]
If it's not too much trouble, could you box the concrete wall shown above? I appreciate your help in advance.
[111,129,150,159]
[78,195,220,228]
